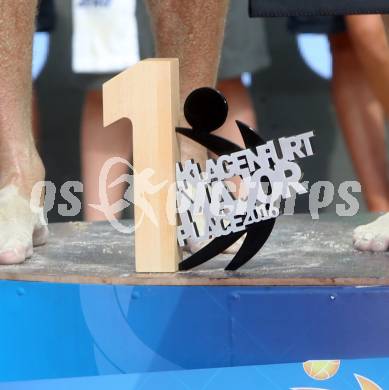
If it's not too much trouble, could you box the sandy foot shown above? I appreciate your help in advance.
[353,213,389,252]
[0,185,48,264]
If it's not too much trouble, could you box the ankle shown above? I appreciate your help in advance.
[366,197,389,212]
[0,150,45,197]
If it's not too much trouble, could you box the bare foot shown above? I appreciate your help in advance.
[0,0,49,264]
[0,152,48,264]
[353,213,389,252]
[186,235,245,255]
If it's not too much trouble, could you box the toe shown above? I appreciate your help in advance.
[33,225,49,247]
[370,235,389,252]
[352,227,365,242]
[354,237,373,251]
[26,245,34,258]
[0,247,28,265]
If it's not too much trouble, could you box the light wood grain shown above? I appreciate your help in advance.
[103,59,181,272]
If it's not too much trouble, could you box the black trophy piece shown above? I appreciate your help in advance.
[176,87,277,271]
[184,86,228,132]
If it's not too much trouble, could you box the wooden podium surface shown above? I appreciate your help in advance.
[0,214,388,286]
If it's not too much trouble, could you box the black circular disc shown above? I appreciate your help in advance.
[184,87,228,132]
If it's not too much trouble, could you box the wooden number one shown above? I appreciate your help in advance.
[103,59,181,272]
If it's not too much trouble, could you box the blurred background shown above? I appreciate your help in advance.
[35,0,387,223]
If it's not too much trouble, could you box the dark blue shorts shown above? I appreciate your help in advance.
[37,0,56,32]
[287,16,346,34]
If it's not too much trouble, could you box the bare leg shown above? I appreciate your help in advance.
[339,16,389,251]
[214,77,256,147]
[146,1,229,253]
[32,89,40,142]
[209,77,256,253]
[198,76,256,252]
[330,33,389,212]
[146,0,229,165]
[84,1,229,229]
[212,76,256,197]
[346,15,389,115]
[0,0,48,264]
[81,90,132,221]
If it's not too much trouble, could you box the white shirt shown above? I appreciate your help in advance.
[72,0,139,73]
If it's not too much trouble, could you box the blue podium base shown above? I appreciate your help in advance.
[2,359,387,389]
[1,280,389,388]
